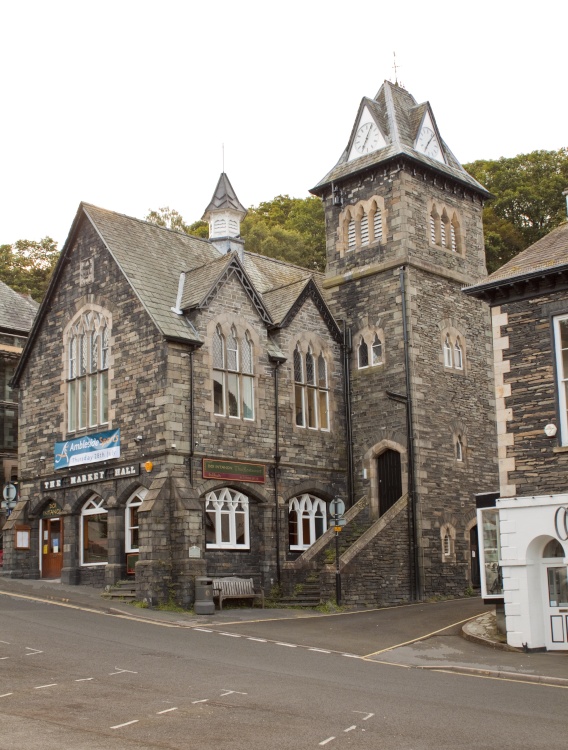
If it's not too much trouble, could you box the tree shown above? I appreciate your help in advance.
[465,148,568,273]
[0,237,59,301]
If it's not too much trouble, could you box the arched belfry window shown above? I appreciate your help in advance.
[294,343,329,431]
[213,324,255,420]
[67,310,110,433]
[429,203,464,255]
[338,196,385,256]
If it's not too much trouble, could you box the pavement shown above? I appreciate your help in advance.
[1,575,566,687]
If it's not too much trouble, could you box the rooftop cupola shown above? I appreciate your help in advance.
[202,172,247,258]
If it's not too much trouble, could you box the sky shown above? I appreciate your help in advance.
[1,0,566,249]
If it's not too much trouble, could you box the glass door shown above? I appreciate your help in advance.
[545,565,568,649]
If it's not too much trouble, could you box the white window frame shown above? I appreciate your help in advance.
[80,495,108,566]
[554,314,568,445]
[125,488,147,553]
[443,335,453,368]
[288,494,327,550]
[294,344,330,432]
[205,488,250,549]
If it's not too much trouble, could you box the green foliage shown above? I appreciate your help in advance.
[465,148,568,273]
[0,237,59,301]
[145,206,193,234]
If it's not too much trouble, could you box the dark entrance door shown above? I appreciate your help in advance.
[377,450,403,516]
[470,524,480,588]
[42,518,63,579]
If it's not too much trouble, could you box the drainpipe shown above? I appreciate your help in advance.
[399,266,422,601]
[341,322,355,507]
[270,355,286,586]
[188,347,195,486]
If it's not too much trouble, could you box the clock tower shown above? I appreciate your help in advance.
[311,80,497,598]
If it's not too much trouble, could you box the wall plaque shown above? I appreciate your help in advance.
[202,459,265,484]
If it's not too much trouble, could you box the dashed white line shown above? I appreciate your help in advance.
[192,699,208,704]
[75,678,94,682]
[319,737,335,746]
[0,693,13,698]
[344,725,356,732]
[219,633,241,638]
[354,711,375,721]
[157,707,178,714]
[309,648,331,653]
[194,628,213,632]
[109,667,138,675]
[247,637,267,642]
[275,642,296,648]
[342,653,361,659]
[0,640,10,644]
[0,657,8,660]
[35,684,57,689]
[111,720,139,729]
[220,690,247,696]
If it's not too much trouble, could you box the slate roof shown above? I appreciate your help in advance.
[202,172,247,219]
[0,279,38,335]
[312,80,488,198]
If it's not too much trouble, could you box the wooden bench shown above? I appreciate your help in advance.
[211,577,264,610]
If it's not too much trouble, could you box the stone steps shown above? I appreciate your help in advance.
[102,579,136,601]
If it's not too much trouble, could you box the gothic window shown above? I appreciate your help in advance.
[294,343,329,431]
[360,214,369,246]
[441,523,455,562]
[443,533,451,556]
[81,495,108,565]
[338,197,385,256]
[125,488,147,553]
[443,335,453,368]
[347,218,356,250]
[429,206,439,245]
[288,494,327,550]
[372,204,383,244]
[67,310,110,433]
[456,435,463,462]
[205,488,249,549]
[358,337,369,369]
[441,210,451,249]
[372,333,383,365]
[213,324,255,421]
[454,338,463,370]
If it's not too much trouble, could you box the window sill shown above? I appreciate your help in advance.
[552,445,568,453]
[206,545,250,551]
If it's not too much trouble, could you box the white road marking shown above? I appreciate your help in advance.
[344,725,356,732]
[0,693,13,698]
[111,720,139,729]
[220,690,247,696]
[319,737,335,746]
[157,707,178,714]
[0,640,10,644]
[109,667,138,675]
[25,647,43,656]
[247,637,267,642]
[354,711,375,721]
[0,657,8,660]
[342,653,361,659]
[219,632,241,638]
[275,642,296,647]
[193,628,213,632]
[75,678,94,682]
[35,683,57,689]
[192,699,208,704]
[309,648,331,653]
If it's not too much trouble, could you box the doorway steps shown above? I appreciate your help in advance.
[102,579,136,601]
[274,581,322,608]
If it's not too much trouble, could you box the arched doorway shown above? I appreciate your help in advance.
[541,538,568,650]
[377,449,402,516]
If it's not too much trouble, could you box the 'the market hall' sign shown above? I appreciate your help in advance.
[41,464,140,492]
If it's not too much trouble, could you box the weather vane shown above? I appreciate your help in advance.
[392,51,402,86]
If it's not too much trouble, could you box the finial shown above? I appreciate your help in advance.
[392,52,401,86]
[222,143,225,174]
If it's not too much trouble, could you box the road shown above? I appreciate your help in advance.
[0,595,566,749]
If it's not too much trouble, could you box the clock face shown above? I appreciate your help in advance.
[417,126,440,159]
[354,122,381,155]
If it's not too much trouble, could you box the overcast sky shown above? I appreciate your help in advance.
[1,0,566,249]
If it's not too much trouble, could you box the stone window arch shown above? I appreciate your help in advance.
[441,522,456,562]
[337,196,386,256]
[288,494,327,550]
[205,487,250,549]
[428,201,464,256]
[441,325,466,374]
[355,327,385,370]
[294,341,330,431]
[212,322,255,421]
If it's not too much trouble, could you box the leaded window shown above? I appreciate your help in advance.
[213,325,255,421]
[67,311,110,433]
[294,344,329,431]
[205,488,249,549]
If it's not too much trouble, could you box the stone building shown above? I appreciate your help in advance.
[466,215,568,650]
[2,80,498,606]
[0,280,37,541]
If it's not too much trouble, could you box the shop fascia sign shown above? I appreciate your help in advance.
[54,429,120,470]
[41,464,140,492]
[202,458,265,483]
[554,506,568,542]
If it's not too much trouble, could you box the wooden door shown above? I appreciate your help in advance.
[377,450,402,516]
[470,525,481,588]
[42,518,63,579]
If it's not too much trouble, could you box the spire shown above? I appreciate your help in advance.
[202,173,247,258]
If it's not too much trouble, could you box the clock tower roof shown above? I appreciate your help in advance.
[202,172,247,221]
[311,80,489,198]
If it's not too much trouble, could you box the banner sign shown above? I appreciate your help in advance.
[54,429,120,469]
[202,458,265,484]
[41,464,139,492]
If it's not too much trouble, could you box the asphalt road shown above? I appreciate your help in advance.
[0,595,566,750]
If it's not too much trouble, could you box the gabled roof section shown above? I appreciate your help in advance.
[202,172,247,219]
[312,80,489,198]
[464,222,568,304]
[0,280,38,335]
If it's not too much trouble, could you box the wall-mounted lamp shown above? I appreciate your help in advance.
[39,455,46,462]
[134,435,144,443]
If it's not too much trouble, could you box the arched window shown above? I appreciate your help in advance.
[288,494,327,550]
[443,335,453,368]
[125,488,147,553]
[360,214,369,246]
[429,207,439,245]
[213,325,255,420]
[67,311,110,432]
[454,338,463,370]
[456,435,463,462]
[358,337,369,369]
[443,533,452,556]
[372,205,383,244]
[372,333,383,365]
[205,488,249,549]
[81,495,108,565]
[347,218,356,250]
[294,343,329,431]
[543,539,564,558]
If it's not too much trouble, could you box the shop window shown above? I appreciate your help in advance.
[294,344,329,431]
[213,324,255,421]
[66,310,110,433]
[81,495,108,566]
[125,488,147,553]
[288,494,327,550]
[205,488,249,549]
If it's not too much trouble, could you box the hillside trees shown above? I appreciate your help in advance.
[0,237,59,301]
